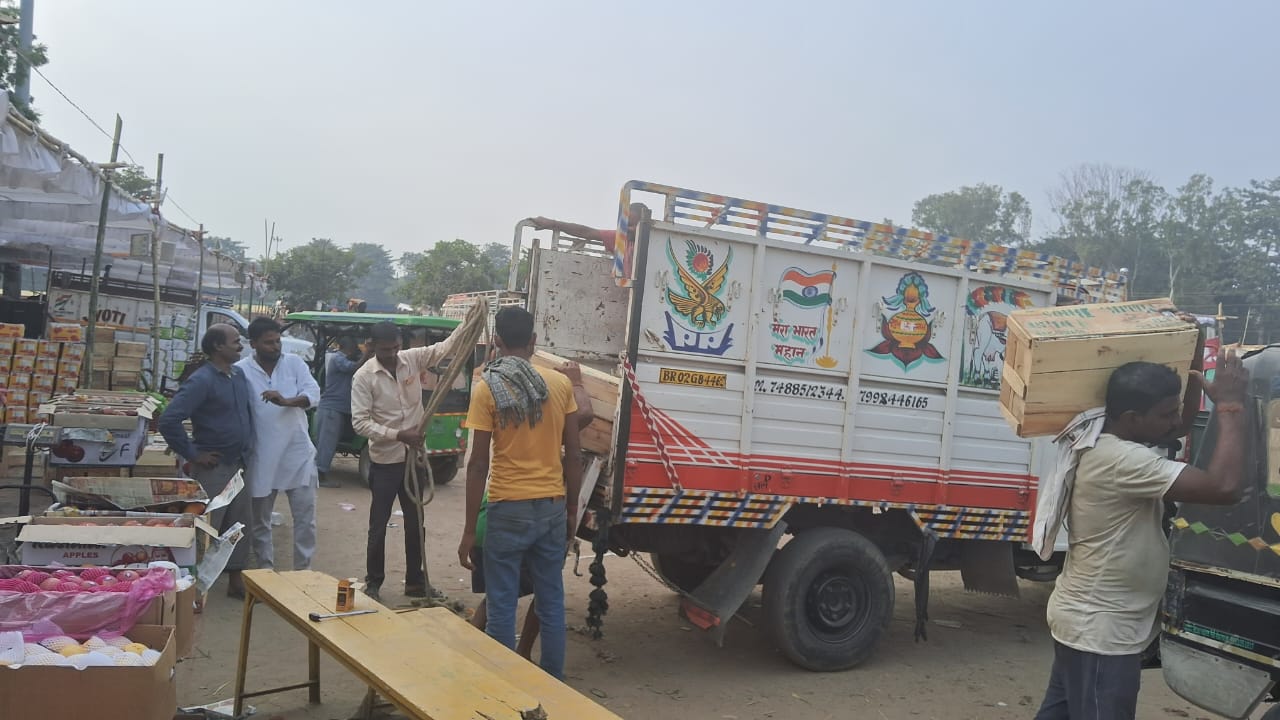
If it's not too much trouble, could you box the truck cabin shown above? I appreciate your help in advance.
[1162,344,1280,720]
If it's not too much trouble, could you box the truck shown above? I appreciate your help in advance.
[1161,345,1280,720]
[46,270,312,392]
[517,180,1129,671]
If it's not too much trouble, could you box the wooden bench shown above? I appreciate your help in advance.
[233,569,620,719]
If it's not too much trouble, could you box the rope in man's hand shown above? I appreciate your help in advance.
[402,299,490,606]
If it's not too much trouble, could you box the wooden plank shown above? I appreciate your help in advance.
[1023,330,1197,375]
[532,350,619,456]
[1006,325,1032,383]
[114,341,149,358]
[1015,411,1081,437]
[402,608,622,720]
[1019,364,1191,410]
[242,570,546,720]
[1008,298,1189,339]
[1002,361,1028,398]
[999,401,1080,438]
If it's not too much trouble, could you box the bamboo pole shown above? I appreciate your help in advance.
[84,115,122,390]
[151,152,164,391]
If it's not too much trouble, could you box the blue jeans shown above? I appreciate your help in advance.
[1035,641,1141,719]
[483,497,567,679]
[313,408,347,474]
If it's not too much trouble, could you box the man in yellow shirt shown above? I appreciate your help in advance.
[457,307,583,679]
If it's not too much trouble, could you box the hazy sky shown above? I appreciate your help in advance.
[27,1,1280,261]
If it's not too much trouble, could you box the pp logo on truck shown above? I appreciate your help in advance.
[658,368,727,389]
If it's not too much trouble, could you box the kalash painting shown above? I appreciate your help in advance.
[866,271,945,372]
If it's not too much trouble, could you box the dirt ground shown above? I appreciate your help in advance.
[163,456,1263,720]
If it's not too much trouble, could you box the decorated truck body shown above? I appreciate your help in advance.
[518,182,1127,671]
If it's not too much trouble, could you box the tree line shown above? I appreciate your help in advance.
[261,238,512,313]
[910,165,1280,344]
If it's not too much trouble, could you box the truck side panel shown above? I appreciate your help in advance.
[620,223,1051,538]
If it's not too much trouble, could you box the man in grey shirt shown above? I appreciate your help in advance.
[158,324,254,599]
[314,336,366,488]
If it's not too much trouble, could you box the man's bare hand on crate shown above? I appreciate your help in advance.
[1195,346,1248,408]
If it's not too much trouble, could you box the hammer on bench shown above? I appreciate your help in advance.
[309,609,377,622]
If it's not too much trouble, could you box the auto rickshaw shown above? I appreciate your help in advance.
[282,311,481,486]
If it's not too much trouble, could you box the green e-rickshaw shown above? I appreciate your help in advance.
[282,311,480,486]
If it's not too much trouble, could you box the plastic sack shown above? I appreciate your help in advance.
[0,631,22,666]
[0,566,176,641]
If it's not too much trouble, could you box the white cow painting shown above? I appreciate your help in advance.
[960,286,1034,390]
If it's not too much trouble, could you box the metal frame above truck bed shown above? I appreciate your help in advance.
[608,181,1128,304]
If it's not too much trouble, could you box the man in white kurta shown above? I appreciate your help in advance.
[237,317,322,571]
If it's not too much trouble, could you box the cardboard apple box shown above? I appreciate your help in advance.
[0,625,177,720]
[17,515,203,567]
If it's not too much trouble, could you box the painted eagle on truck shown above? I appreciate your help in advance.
[662,239,736,356]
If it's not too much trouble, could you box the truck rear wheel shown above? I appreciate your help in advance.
[650,553,717,594]
[763,528,894,672]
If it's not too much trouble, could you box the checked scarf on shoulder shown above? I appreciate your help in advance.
[482,355,548,429]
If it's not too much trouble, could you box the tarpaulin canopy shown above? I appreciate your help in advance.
[0,92,257,296]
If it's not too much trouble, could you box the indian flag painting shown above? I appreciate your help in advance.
[781,267,834,308]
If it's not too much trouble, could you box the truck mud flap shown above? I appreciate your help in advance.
[678,521,788,648]
[1161,637,1275,720]
[960,540,1020,598]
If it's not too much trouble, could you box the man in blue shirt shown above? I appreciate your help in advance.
[158,323,255,599]
[314,336,367,488]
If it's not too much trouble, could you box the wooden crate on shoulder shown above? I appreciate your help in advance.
[999,298,1199,437]
[531,349,619,456]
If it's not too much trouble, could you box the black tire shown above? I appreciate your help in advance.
[357,445,371,488]
[1261,704,1280,720]
[650,553,717,594]
[429,455,459,486]
[763,528,895,672]
[1015,565,1062,583]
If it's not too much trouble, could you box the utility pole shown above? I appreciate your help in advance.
[194,224,205,349]
[150,153,164,390]
[14,0,34,106]
[83,115,123,390]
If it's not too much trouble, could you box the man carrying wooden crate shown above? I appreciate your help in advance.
[1034,340,1250,720]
